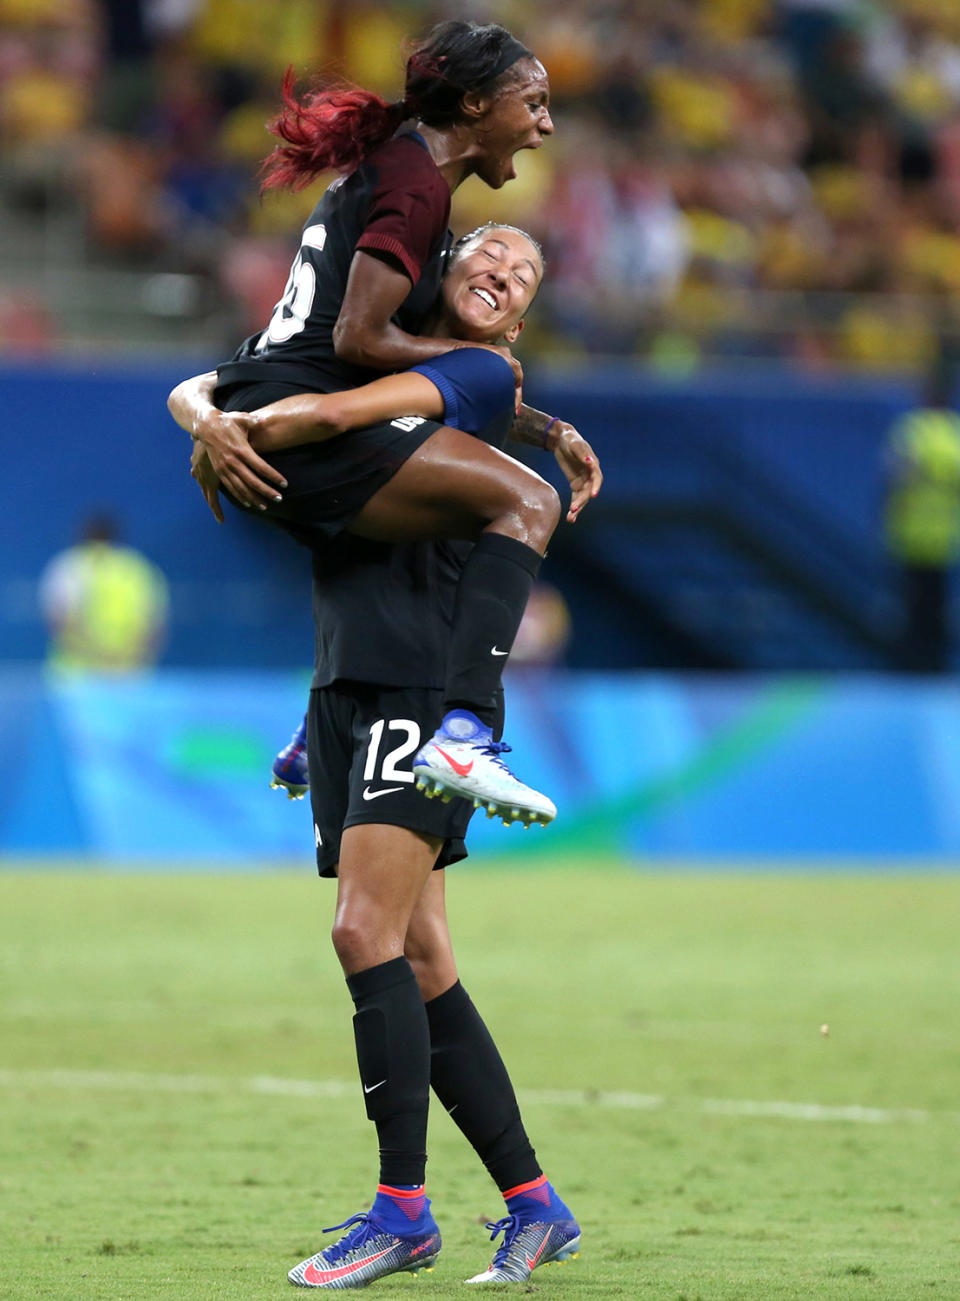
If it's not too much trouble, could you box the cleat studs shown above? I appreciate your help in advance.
[487,803,497,815]
[415,779,426,791]
[473,798,482,809]
[441,793,452,803]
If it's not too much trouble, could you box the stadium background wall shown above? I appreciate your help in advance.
[5,359,958,862]
[1,360,935,672]
[4,665,960,860]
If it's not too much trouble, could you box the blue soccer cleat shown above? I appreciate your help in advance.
[271,715,309,800]
[413,709,556,827]
[288,1197,441,1290]
[465,1178,580,1284]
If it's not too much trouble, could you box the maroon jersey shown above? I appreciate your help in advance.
[218,132,452,395]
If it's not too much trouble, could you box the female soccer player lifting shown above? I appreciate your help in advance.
[248,221,586,1291]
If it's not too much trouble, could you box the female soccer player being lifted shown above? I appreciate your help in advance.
[172,20,599,827]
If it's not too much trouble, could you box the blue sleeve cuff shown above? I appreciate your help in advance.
[409,363,460,428]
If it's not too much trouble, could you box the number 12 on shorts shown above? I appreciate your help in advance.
[364,719,421,784]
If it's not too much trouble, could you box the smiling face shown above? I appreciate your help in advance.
[466,57,554,189]
[441,226,544,343]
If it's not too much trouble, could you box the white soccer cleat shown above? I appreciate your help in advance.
[465,1215,581,1284]
[413,709,556,827]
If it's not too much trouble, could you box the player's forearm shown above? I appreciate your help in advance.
[510,403,562,452]
[167,372,218,437]
[333,314,479,373]
[247,374,446,451]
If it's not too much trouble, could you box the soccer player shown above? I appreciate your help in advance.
[173,20,598,824]
[172,224,589,1289]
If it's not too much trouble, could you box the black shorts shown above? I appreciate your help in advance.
[217,380,440,546]
[307,680,478,877]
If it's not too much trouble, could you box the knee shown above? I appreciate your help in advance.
[331,913,389,974]
[505,475,561,548]
[538,480,563,532]
[527,479,561,549]
[404,926,457,1002]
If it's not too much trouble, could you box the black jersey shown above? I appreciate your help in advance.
[217,133,452,396]
[311,348,517,690]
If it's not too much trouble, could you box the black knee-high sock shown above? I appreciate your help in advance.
[426,980,541,1192]
[347,957,430,1187]
[444,533,542,728]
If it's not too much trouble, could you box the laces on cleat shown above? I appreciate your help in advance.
[483,1215,519,1271]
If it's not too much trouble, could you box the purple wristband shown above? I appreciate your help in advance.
[541,416,560,447]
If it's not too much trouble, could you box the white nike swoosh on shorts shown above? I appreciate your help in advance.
[491,646,509,656]
[362,786,404,800]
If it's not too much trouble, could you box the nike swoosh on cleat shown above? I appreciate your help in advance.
[302,1244,396,1285]
[490,646,509,656]
[525,1231,553,1271]
[434,746,474,777]
[362,786,404,800]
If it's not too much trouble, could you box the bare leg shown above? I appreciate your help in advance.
[332,822,442,974]
[333,823,443,1190]
[404,868,458,1002]
[349,426,560,552]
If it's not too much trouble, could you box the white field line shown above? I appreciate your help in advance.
[0,1068,951,1126]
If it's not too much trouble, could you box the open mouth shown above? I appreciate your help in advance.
[470,287,498,310]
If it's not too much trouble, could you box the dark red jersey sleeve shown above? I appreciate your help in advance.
[356,137,451,286]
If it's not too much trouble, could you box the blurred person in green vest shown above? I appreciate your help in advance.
[884,359,960,673]
[38,513,169,672]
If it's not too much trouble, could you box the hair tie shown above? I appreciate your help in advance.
[541,416,560,448]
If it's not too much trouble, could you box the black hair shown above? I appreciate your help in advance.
[404,21,535,126]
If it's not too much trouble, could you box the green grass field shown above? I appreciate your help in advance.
[1,862,959,1300]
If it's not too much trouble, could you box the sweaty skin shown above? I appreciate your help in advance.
[170,228,602,524]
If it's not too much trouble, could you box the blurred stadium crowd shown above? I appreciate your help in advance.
[4,0,960,370]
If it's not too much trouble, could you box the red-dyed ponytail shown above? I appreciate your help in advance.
[259,68,408,193]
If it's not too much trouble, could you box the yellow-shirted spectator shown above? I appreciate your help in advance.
[190,0,325,75]
[0,68,88,142]
[648,64,737,149]
[884,360,960,670]
[340,5,412,93]
[39,515,169,673]
[701,0,770,45]
[901,224,960,293]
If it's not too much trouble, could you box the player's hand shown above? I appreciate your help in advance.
[193,408,287,511]
[552,423,602,523]
[191,440,225,523]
